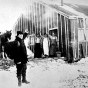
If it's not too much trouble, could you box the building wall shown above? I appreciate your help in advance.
[13,0,79,62]
[14,0,58,35]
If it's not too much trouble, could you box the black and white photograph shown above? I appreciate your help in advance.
[0,0,88,88]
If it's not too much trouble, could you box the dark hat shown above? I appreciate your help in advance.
[17,31,23,36]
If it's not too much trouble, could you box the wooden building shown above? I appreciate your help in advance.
[13,0,88,63]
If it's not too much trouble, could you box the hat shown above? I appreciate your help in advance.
[17,31,23,36]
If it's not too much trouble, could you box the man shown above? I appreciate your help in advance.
[14,31,29,87]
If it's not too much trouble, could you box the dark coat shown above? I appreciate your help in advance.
[13,36,28,64]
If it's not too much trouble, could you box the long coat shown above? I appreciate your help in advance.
[13,36,28,64]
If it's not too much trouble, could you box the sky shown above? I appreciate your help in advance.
[0,0,31,32]
[0,0,88,32]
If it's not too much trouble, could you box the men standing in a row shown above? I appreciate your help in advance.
[14,31,29,86]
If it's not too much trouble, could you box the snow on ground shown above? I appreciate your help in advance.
[0,57,88,88]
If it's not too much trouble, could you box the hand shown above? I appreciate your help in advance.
[17,62,21,64]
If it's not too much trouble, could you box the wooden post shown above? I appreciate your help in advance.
[66,18,69,60]
[77,17,79,59]
[60,15,63,55]
[64,17,67,58]
[84,18,87,57]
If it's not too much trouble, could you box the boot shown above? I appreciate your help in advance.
[22,76,30,84]
[18,76,22,87]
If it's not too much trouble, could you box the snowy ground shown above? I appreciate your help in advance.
[0,57,88,88]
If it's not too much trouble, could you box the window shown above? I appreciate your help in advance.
[78,18,84,28]
[86,19,88,28]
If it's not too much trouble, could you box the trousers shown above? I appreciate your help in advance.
[16,63,27,78]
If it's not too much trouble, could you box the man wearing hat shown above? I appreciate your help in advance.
[14,31,30,86]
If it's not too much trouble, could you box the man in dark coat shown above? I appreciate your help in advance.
[14,31,29,86]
